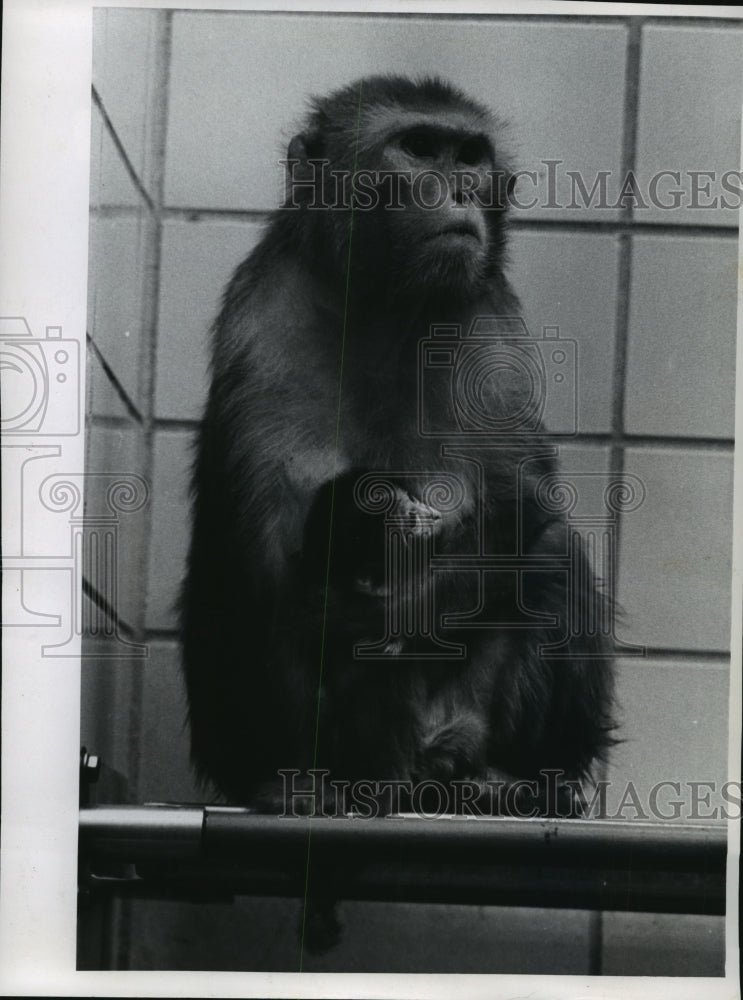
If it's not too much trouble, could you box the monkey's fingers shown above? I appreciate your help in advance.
[393,488,443,536]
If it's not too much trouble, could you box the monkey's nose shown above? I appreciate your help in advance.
[450,179,474,207]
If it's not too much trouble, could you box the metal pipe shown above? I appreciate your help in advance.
[79,804,205,860]
[80,805,727,866]
[78,805,727,914]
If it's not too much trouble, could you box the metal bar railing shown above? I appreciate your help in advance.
[79,805,727,915]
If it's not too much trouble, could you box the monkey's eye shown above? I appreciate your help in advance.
[401,131,437,159]
[458,138,487,166]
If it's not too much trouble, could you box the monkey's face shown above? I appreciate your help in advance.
[360,116,502,297]
[287,89,510,302]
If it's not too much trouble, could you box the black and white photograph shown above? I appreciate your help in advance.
[1,1,741,995]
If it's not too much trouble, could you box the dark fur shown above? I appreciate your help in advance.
[180,75,615,814]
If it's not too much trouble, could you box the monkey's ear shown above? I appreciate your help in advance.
[287,132,324,187]
[288,133,309,163]
[288,132,323,164]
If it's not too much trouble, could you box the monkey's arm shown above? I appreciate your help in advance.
[180,258,361,799]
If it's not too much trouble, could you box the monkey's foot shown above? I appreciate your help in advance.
[417,712,487,782]
[353,575,390,597]
[299,898,343,954]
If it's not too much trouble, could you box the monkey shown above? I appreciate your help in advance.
[180,75,616,824]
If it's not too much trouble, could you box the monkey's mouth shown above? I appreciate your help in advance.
[429,223,481,242]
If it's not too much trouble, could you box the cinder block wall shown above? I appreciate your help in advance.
[83,9,739,974]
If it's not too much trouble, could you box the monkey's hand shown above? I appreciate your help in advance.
[303,473,442,598]
[391,486,443,534]
[354,486,442,597]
